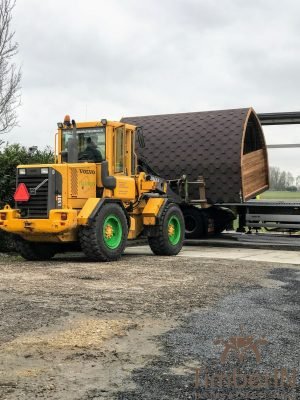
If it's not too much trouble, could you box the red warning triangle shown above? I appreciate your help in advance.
[14,183,30,202]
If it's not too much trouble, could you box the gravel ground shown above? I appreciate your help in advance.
[0,251,298,399]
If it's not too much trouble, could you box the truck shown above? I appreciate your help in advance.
[0,116,185,261]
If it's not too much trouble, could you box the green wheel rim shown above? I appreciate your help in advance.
[103,214,123,249]
[168,215,181,245]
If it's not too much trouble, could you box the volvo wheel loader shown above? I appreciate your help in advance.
[0,116,184,261]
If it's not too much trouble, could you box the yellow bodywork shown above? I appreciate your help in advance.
[0,205,78,242]
[0,119,168,244]
[77,198,101,225]
[142,198,165,225]
[0,195,165,243]
[114,175,136,201]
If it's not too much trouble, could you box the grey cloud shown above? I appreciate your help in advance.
[6,0,300,176]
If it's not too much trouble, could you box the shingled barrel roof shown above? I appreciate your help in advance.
[121,108,268,204]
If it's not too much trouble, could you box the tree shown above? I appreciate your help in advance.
[296,175,300,190]
[286,172,294,187]
[269,166,297,191]
[0,0,21,134]
[286,186,297,192]
[278,170,286,191]
[269,166,281,190]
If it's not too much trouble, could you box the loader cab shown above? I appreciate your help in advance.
[56,116,138,177]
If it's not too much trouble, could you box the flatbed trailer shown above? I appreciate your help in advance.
[123,110,300,238]
[221,200,300,233]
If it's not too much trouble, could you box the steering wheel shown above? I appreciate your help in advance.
[78,151,90,161]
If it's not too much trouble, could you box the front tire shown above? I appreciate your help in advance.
[15,239,57,261]
[79,203,128,261]
[148,203,184,256]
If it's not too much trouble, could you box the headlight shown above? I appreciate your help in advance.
[19,168,26,175]
[41,168,49,174]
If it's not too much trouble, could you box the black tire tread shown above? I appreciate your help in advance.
[182,206,206,239]
[15,239,56,261]
[79,203,128,262]
[79,223,109,261]
[148,203,184,256]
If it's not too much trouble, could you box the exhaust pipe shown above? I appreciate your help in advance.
[67,119,79,163]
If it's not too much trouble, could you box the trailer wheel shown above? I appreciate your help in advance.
[79,203,128,261]
[15,239,57,261]
[148,203,184,256]
[182,206,206,239]
[205,206,235,235]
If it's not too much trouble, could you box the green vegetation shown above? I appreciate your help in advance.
[0,143,54,251]
[0,143,54,207]
[269,166,300,192]
[260,191,300,200]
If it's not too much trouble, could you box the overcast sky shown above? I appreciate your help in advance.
[7,0,300,176]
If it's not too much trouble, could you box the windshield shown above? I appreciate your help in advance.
[62,127,105,162]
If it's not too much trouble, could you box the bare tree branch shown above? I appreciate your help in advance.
[0,0,21,133]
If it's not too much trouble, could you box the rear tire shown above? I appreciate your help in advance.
[148,203,184,256]
[15,239,57,261]
[205,206,235,235]
[79,203,128,261]
[182,206,206,239]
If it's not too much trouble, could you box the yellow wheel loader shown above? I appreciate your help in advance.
[0,116,184,261]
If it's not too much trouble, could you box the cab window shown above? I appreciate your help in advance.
[115,126,124,173]
[62,127,106,162]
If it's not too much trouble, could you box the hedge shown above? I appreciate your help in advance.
[0,143,54,252]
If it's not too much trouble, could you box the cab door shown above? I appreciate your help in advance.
[113,125,136,200]
[114,125,125,174]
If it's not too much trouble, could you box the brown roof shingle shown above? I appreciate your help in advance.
[121,108,266,203]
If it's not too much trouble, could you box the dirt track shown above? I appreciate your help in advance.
[0,251,299,399]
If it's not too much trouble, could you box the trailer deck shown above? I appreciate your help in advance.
[185,231,300,250]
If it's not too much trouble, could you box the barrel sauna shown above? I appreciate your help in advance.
[122,108,269,204]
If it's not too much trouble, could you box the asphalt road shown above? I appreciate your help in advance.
[0,247,299,400]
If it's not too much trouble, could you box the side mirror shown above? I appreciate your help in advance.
[136,127,145,148]
[60,150,68,163]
